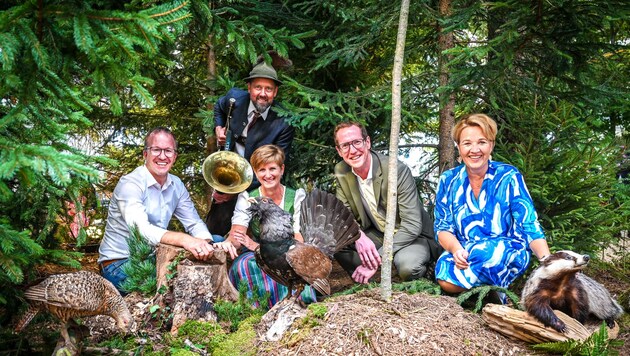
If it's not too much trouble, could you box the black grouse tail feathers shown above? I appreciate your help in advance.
[248,188,361,301]
[300,188,361,257]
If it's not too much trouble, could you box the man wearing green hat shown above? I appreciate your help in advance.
[214,61,295,166]
[208,61,295,237]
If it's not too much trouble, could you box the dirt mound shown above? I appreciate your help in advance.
[257,288,531,355]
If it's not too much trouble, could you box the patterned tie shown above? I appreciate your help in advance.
[248,111,261,132]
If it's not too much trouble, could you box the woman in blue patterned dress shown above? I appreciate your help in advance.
[213,144,316,308]
[434,114,551,298]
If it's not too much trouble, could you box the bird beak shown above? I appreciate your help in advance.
[247,197,257,204]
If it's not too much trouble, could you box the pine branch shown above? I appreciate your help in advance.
[120,225,157,295]
[0,222,43,284]
[456,285,519,313]
[160,14,193,26]
[148,1,189,19]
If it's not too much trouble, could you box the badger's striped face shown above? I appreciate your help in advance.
[537,250,590,278]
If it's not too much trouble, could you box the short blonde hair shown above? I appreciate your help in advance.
[250,144,285,170]
[452,114,497,143]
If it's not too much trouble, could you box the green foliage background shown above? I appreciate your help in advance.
[0,0,628,338]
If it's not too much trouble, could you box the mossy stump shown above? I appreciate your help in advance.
[154,243,239,334]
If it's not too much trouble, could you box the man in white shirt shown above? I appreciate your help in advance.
[98,127,214,293]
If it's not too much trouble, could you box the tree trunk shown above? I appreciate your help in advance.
[382,0,410,302]
[437,0,456,173]
[205,26,218,209]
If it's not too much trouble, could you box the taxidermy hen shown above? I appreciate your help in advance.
[15,270,133,347]
[248,188,360,302]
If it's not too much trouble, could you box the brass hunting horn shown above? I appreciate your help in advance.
[203,98,253,194]
[202,151,253,194]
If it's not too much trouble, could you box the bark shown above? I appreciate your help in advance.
[153,243,239,335]
[259,299,307,341]
[482,304,619,343]
[437,0,456,173]
[382,0,410,302]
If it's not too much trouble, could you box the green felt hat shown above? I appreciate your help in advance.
[243,61,282,85]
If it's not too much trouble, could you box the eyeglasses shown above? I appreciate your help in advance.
[146,147,177,157]
[337,139,366,153]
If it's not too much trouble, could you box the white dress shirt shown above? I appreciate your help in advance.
[235,102,270,156]
[98,165,211,262]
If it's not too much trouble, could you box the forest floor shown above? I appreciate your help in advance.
[5,251,630,355]
[252,261,629,355]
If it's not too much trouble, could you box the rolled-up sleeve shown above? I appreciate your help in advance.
[173,187,212,240]
[231,191,252,227]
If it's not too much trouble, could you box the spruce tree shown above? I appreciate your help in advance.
[0,0,192,321]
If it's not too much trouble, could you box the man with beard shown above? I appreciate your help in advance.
[209,61,295,237]
[214,61,295,166]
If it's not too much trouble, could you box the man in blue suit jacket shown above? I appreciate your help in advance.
[208,61,295,236]
[214,61,295,168]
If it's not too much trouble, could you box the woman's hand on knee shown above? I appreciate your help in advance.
[453,249,469,269]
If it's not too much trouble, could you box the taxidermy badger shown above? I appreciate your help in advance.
[521,250,624,332]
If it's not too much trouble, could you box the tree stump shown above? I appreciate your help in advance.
[482,303,619,344]
[153,243,239,334]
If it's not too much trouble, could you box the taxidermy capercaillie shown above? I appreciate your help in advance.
[247,188,361,302]
[520,250,624,332]
[15,270,133,346]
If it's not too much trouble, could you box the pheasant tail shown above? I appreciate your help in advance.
[14,305,39,333]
